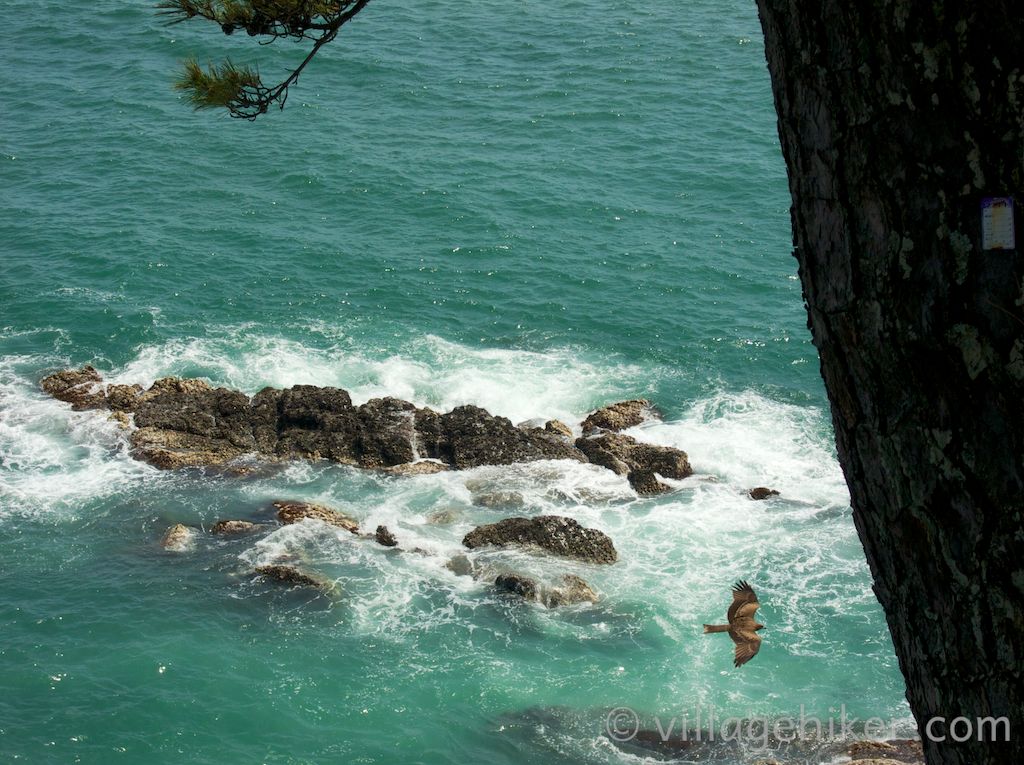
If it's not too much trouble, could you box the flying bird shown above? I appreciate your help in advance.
[703,580,765,667]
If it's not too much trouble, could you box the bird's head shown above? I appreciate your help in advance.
[755,623,765,631]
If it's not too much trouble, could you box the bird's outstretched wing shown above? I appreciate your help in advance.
[727,580,759,622]
[731,629,762,667]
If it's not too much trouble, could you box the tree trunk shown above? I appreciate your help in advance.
[754,1,1024,762]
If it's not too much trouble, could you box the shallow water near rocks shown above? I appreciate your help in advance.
[1,0,910,762]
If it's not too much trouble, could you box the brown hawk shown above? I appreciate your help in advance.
[703,579,765,667]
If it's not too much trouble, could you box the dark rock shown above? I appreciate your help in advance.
[274,384,358,462]
[576,433,692,491]
[411,407,445,458]
[41,366,105,410]
[250,387,284,454]
[430,405,587,469]
[748,487,781,500]
[40,369,690,483]
[581,399,654,434]
[105,383,143,411]
[463,515,617,564]
[375,525,398,547]
[495,573,539,600]
[273,500,360,533]
[627,469,672,496]
[356,397,418,467]
[253,565,329,589]
[210,519,261,535]
[131,377,255,468]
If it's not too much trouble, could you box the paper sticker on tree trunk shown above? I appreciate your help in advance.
[981,197,1015,250]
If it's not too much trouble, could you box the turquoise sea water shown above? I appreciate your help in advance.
[1,1,911,763]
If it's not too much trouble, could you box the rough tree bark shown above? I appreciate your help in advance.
[754,1,1023,762]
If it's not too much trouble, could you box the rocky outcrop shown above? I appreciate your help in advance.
[581,399,654,434]
[748,487,781,500]
[575,433,692,494]
[426,405,587,469]
[41,366,142,411]
[42,365,103,408]
[160,523,196,552]
[39,369,691,494]
[130,377,255,468]
[463,515,617,564]
[273,500,360,533]
[375,525,398,547]
[210,519,261,535]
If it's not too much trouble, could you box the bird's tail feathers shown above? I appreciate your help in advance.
[703,624,730,633]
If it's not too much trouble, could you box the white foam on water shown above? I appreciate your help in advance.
[568,390,886,715]
[104,328,650,425]
[0,354,154,518]
[3,332,899,722]
[628,390,849,507]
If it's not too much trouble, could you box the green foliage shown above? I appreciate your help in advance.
[159,0,372,119]
[175,59,262,111]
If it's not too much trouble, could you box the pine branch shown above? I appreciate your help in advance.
[160,0,373,119]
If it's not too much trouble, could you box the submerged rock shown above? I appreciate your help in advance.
[160,523,196,552]
[210,519,261,535]
[748,487,781,500]
[382,460,448,476]
[494,573,539,600]
[375,525,398,547]
[253,565,330,590]
[273,500,360,534]
[581,399,654,434]
[426,507,461,525]
[463,515,617,564]
[445,554,476,577]
[544,574,599,606]
[496,572,600,607]
[471,490,525,509]
[847,739,923,763]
